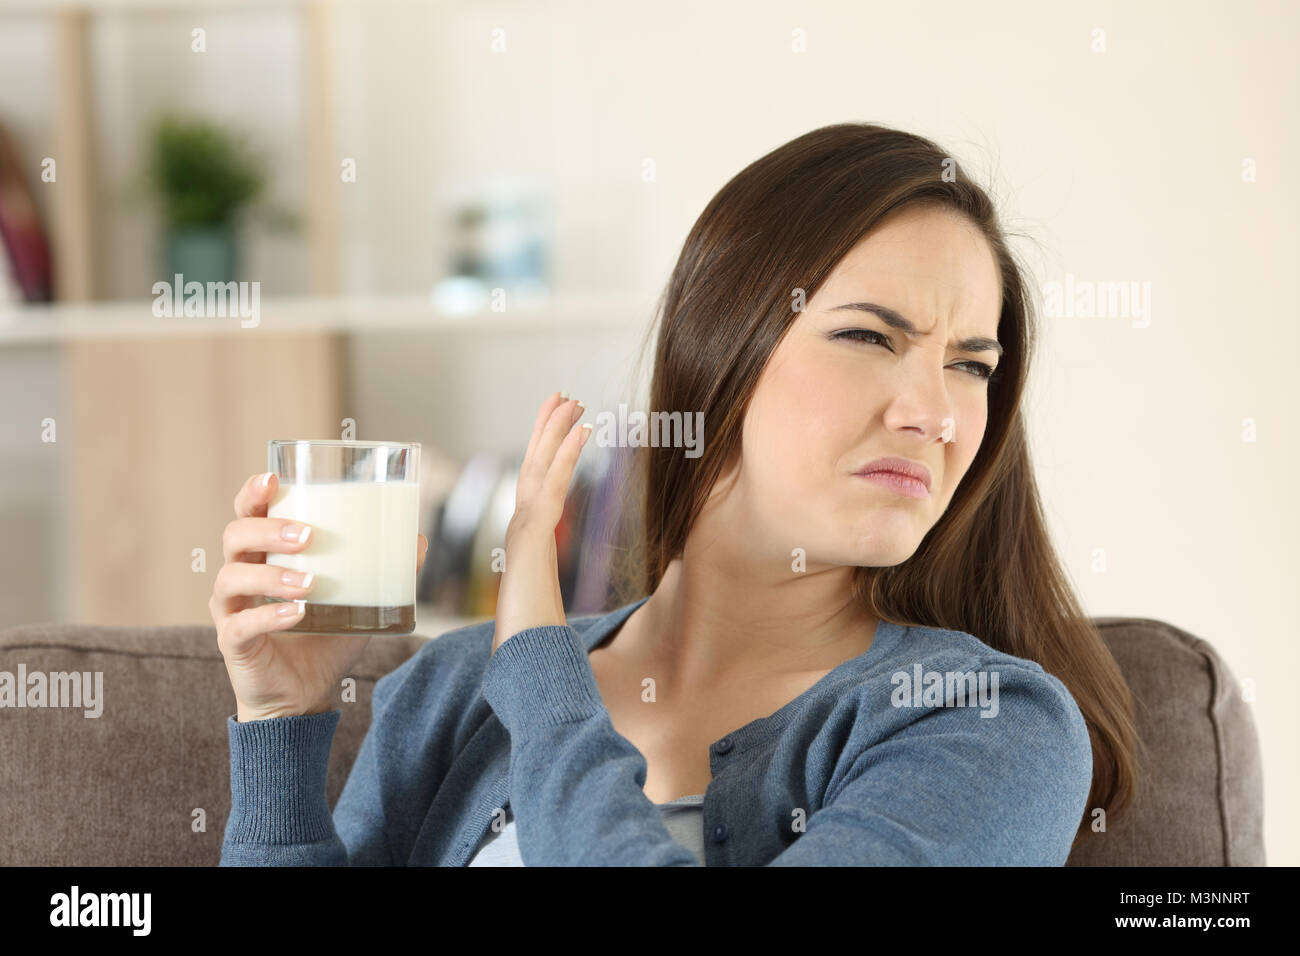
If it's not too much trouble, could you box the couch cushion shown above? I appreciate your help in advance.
[1065,618,1265,866]
[0,622,426,866]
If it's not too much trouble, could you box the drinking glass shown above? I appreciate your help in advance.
[264,440,421,635]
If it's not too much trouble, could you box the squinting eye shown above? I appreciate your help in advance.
[833,329,998,382]
[831,329,892,349]
[954,361,997,381]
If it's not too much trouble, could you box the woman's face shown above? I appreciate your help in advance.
[719,203,1004,569]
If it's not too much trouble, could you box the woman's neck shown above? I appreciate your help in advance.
[620,552,878,693]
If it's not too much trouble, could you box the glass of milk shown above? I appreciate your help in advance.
[264,440,421,635]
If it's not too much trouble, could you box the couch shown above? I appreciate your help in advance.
[0,615,1265,865]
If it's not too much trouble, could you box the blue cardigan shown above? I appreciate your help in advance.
[220,595,1094,866]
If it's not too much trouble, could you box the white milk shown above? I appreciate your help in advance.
[266,480,419,608]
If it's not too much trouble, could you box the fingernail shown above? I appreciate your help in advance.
[277,600,305,617]
[571,400,585,423]
[281,570,314,589]
[281,523,312,544]
[559,390,569,400]
[580,422,593,444]
[261,472,273,489]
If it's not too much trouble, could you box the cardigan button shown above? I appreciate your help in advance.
[711,823,729,843]
[713,737,733,754]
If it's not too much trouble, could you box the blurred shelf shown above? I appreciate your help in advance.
[0,0,314,13]
[0,291,656,345]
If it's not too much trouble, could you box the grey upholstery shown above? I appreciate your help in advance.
[0,616,1265,865]
[1066,617,1264,865]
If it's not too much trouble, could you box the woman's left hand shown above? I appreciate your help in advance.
[490,391,592,656]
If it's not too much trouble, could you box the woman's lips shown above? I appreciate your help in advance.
[855,470,931,499]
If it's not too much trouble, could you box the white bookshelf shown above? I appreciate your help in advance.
[0,291,656,344]
[0,1,314,11]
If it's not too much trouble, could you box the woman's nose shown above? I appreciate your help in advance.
[883,365,956,441]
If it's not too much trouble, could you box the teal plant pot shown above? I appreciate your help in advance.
[163,224,237,285]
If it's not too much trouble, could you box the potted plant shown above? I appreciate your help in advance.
[142,115,286,285]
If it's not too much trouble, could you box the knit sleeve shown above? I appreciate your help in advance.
[219,645,430,866]
[481,623,705,865]
[219,709,357,865]
[766,662,1094,865]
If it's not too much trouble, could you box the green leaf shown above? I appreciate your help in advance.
[143,114,272,229]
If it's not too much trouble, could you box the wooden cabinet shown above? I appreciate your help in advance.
[63,330,345,625]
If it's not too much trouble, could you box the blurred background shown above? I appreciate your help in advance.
[0,0,1294,862]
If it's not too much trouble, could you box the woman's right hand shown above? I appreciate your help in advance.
[210,472,429,723]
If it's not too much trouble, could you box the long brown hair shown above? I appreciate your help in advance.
[607,122,1137,846]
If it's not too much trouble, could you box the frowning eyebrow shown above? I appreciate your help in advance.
[829,302,1003,357]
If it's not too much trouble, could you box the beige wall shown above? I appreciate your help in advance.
[0,0,1294,863]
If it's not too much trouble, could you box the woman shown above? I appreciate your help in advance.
[213,123,1137,866]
